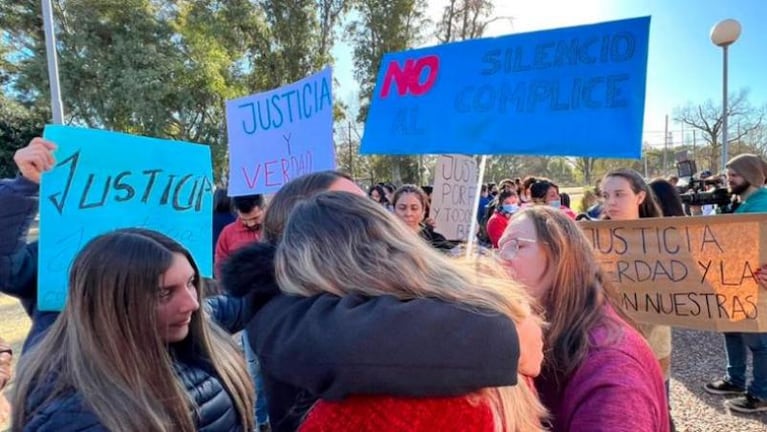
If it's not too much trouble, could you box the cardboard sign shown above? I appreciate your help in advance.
[226,67,336,196]
[361,17,650,158]
[430,155,478,240]
[38,126,214,311]
[580,214,767,332]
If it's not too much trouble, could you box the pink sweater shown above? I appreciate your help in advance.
[536,306,670,432]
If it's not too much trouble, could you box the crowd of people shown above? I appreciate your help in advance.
[2,136,767,431]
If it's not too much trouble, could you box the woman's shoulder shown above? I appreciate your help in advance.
[23,387,106,432]
[580,310,663,382]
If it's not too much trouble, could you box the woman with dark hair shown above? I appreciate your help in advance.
[520,176,537,204]
[392,184,456,250]
[485,189,520,248]
[649,179,686,217]
[212,188,236,260]
[500,206,669,431]
[600,168,673,427]
[367,184,390,208]
[13,229,254,432]
[222,171,541,432]
[529,179,576,219]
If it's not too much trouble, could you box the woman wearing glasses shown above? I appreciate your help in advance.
[498,206,669,432]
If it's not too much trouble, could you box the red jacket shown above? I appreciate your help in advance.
[486,212,509,248]
[214,219,262,277]
[299,395,495,432]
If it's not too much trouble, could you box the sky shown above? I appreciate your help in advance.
[330,0,767,149]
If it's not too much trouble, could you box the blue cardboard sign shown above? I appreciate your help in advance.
[226,67,336,196]
[38,126,214,311]
[361,17,650,158]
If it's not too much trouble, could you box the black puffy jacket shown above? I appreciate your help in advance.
[20,359,242,432]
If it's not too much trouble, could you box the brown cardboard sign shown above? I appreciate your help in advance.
[580,214,767,332]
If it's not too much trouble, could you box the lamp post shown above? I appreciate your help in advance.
[710,19,741,172]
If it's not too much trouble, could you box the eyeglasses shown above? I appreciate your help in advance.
[496,238,536,261]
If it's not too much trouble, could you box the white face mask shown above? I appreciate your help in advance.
[548,200,561,208]
[501,203,519,214]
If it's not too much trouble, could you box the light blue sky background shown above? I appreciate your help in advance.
[331,0,767,149]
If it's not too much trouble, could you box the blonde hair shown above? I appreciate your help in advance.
[275,192,547,432]
[12,229,254,432]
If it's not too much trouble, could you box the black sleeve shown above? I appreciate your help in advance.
[22,398,109,432]
[0,176,40,308]
[251,293,519,401]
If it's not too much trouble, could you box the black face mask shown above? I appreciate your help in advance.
[490,191,498,197]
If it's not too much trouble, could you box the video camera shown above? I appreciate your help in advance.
[675,158,733,208]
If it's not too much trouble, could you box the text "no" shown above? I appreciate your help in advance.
[380,55,440,98]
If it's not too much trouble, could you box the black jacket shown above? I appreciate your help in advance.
[221,243,522,432]
[21,357,242,431]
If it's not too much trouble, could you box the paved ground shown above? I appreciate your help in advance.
[1,294,766,431]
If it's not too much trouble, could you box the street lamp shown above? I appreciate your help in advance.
[710,19,741,172]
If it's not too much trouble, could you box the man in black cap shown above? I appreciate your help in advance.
[704,153,767,413]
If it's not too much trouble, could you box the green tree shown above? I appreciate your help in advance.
[0,94,46,178]
[346,0,428,184]
[573,157,597,185]
[1,0,272,182]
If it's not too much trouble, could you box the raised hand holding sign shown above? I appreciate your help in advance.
[38,126,214,311]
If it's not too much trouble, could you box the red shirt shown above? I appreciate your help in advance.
[214,219,262,277]
[299,395,495,432]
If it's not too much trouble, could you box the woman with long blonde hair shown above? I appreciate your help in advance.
[275,191,546,432]
[500,206,669,431]
[12,228,254,432]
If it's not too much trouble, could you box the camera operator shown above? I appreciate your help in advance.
[703,153,767,413]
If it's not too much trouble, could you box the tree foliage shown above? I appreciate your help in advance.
[0,93,46,178]
[0,0,348,183]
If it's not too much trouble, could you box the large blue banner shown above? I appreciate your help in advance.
[226,67,336,196]
[361,17,650,158]
[38,126,214,311]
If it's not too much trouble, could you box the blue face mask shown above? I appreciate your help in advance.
[501,203,519,214]
[548,200,561,208]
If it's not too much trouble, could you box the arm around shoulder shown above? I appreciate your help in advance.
[253,294,520,400]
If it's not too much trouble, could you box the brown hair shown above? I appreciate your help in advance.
[263,170,352,245]
[392,184,428,208]
[601,169,662,219]
[510,207,634,381]
[13,229,253,432]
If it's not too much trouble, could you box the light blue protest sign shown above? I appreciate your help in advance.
[226,67,335,196]
[361,17,650,158]
[38,125,214,311]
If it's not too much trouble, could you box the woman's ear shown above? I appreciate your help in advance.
[636,190,647,206]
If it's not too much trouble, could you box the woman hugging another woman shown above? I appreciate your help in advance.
[276,191,547,432]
